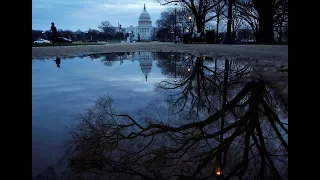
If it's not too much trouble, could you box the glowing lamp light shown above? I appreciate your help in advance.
[214,158,223,177]
[215,166,222,176]
[188,68,190,72]
[174,79,177,82]
[189,16,192,20]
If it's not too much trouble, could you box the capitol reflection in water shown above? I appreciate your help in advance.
[89,52,156,82]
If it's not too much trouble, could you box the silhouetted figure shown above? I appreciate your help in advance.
[138,33,141,42]
[50,22,60,47]
[125,33,129,42]
[54,57,61,68]
[130,31,134,42]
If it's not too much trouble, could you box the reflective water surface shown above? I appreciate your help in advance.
[32,52,165,176]
[32,52,288,179]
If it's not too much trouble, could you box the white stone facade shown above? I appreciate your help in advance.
[123,4,154,41]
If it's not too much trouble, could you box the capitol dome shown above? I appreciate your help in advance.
[138,52,153,82]
[138,4,152,26]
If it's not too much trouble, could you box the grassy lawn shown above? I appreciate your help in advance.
[32,41,119,47]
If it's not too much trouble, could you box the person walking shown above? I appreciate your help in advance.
[50,22,60,47]
[54,57,61,68]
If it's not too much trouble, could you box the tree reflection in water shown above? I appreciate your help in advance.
[89,53,119,66]
[38,53,288,180]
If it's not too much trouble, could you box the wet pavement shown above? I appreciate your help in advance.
[32,43,288,62]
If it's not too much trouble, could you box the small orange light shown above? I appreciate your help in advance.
[215,167,222,176]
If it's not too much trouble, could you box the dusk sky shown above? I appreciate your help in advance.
[32,0,167,31]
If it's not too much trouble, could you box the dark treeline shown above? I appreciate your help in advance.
[155,0,288,44]
[32,21,124,42]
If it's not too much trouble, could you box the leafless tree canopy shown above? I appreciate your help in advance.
[61,53,288,180]
[156,8,196,40]
[98,21,116,36]
[234,0,288,42]
[156,0,224,33]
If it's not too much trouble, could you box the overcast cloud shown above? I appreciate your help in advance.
[32,0,167,31]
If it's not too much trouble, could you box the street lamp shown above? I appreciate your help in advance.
[188,16,192,34]
[214,156,223,179]
[85,31,88,42]
[41,31,45,39]
[174,3,178,44]
[215,165,222,176]
[171,53,177,82]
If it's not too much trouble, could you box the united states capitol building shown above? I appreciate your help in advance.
[123,4,156,41]
[89,52,156,82]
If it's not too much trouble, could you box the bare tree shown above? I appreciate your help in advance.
[273,0,288,42]
[214,2,226,42]
[156,10,176,30]
[156,8,196,40]
[65,54,288,179]
[156,0,223,34]
[234,0,260,41]
[235,0,288,43]
[98,21,116,42]
[231,6,245,40]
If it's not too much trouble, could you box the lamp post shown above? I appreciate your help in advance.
[118,22,122,42]
[174,57,177,82]
[171,53,177,82]
[41,31,45,39]
[226,0,233,44]
[85,31,88,42]
[188,16,192,34]
[215,162,223,179]
[174,3,178,44]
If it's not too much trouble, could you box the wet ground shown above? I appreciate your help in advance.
[32,43,288,62]
[32,52,288,178]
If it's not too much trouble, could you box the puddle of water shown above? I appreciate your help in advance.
[32,52,287,179]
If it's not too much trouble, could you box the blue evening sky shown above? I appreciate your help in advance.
[32,0,167,31]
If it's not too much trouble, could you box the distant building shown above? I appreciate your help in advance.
[123,4,154,41]
[121,52,154,81]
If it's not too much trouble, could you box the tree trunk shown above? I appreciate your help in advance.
[254,0,274,43]
[216,14,220,43]
[196,17,203,33]
[214,59,217,77]
[226,0,233,43]
[221,59,229,132]
[219,59,230,172]
[278,21,283,42]
[232,19,235,40]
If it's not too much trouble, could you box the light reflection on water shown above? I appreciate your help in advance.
[32,53,287,179]
[32,53,166,176]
